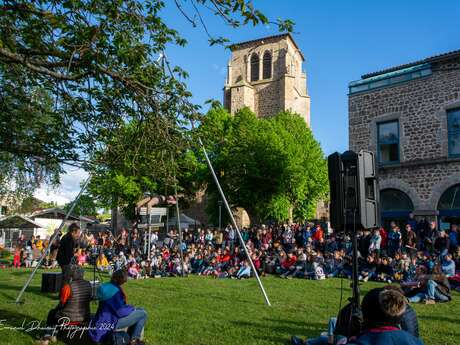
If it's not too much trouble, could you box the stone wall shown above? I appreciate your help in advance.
[349,56,460,212]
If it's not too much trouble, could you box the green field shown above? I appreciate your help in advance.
[0,269,458,345]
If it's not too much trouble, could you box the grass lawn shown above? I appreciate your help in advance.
[0,268,458,345]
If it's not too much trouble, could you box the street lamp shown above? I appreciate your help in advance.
[218,200,223,231]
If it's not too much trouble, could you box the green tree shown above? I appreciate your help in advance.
[0,0,293,207]
[17,196,58,214]
[197,107,328,223]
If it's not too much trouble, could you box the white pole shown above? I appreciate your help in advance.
[198,137,271,306]
[147,209,151,260]
[174,186,185,276]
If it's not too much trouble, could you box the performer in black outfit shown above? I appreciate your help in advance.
[56,223,81,272]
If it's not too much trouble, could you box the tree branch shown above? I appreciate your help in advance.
[0,47,87,80]
[174,0,197,27]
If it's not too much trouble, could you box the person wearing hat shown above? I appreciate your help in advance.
[347,288,423,345]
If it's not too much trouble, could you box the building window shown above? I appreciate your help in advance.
[438,184,460,227]
[262,51,272,79]
[448,108,460,157]
[380,188,413,229]
[377,120,399,164]
[250,54,259,82]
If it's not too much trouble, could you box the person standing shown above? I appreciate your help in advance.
[56,223,81,272]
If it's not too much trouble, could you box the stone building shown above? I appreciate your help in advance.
[224,33,311,125]
[348,49,460,229]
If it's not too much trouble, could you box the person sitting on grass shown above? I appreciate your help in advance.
[90,269,148,345]
[291,284,420,345]
[280,251,297,278]
[405,265,451,304]
[236,260,251,279]
[128,261,141,279]
[441,254,456,277]
[39,265,92,345]
[96,252,112,274]
[347,288,423,345]
[76,248,87,266]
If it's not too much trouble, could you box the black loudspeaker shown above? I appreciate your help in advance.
[328,150,380,232]
[357,151,380,229]
[41,272,63,293]
[328,152,344,232]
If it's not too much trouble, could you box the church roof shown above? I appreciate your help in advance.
[230,33,305,60]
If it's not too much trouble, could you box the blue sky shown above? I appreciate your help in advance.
[162,0,460,154]
[36,0,460,203]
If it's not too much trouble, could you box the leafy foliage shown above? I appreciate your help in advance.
[16,196,58,215]
[0,0,293,208]
[197,107,328,223]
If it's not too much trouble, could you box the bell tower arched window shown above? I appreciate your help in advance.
[263,51,272,79]
[250,54,259,82]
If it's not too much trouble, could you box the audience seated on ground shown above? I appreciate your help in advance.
[8,217,460,298]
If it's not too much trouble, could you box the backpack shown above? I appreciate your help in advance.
[335,302,363,339]
[315,266,326,280]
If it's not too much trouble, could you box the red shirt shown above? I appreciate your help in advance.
[312,228,324,241]
[282,255,297,269]
[379,228,388,248]
[217,254,231,263]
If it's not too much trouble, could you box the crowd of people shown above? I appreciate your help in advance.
[11,213,460,302]
[10,215,459,345]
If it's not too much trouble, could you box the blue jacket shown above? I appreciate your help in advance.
[89,282,135,343]
[348,328,424,345]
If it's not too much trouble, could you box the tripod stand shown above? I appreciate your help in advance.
[89,246,105,298]
[349,222,363,333]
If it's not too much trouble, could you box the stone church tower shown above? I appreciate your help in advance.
[223,33,310,125]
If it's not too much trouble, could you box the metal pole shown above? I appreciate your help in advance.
[166,206,170,233]
[198,137,271,306]
[15,176,91,304]
[218,201,222,231]
[174,185,186,277]
[147,209,151,260]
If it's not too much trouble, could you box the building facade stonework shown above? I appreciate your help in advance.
[349,50,460,226]
[224,34,311,125]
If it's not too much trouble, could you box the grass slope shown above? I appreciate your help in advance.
[0,269,458,345]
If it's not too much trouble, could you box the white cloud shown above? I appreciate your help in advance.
[34,168,88,205]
